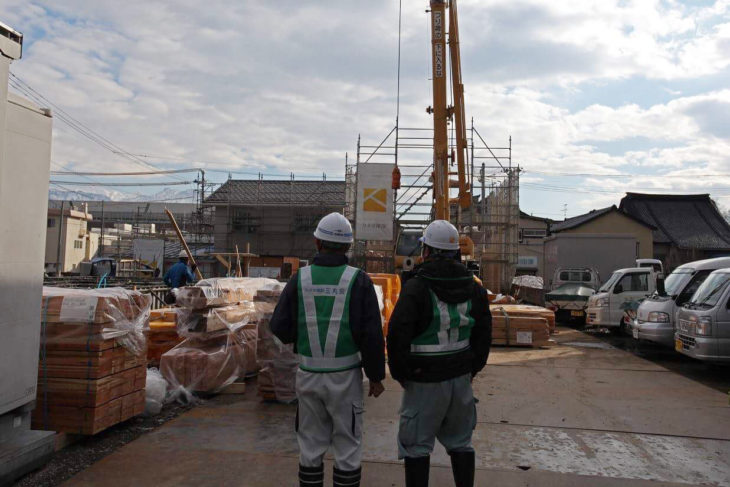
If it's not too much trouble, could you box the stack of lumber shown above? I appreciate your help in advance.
[146,308,183,367]
[34,287,149,435]
[490,304,555,348]
[161,278,281,395]
[493,304,556,334]
[255,288,298,403]
[175,277,281,309]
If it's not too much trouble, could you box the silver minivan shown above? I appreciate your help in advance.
[632,257,730,347]
[675,268,730,363]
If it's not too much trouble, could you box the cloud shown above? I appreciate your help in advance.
[1,0,729,216]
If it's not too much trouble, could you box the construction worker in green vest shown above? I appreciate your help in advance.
[270,212,386,487]
[387,220,492,487]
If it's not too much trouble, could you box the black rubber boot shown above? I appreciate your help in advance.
[404,456,430,487]
[299,464,324,487]
[333,466,362,487]
[450,451,475,487]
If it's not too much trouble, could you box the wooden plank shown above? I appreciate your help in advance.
[36,366,146,408]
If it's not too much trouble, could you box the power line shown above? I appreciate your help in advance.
[50,180,194,187]
[51,168,199,176]
[8,72,186,180]
[526,170,730,179]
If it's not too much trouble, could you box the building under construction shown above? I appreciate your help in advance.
[347,125,520,292]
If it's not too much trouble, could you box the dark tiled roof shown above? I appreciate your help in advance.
[204,180,346,207]
[520,210,554,224]
[619,193,730,250]
[550,205,655,233]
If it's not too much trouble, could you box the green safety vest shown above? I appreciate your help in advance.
[297,264,361,372]
[410,289,474,355]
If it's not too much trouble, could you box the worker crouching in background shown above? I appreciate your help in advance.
[270,212,386,487]
[387,220,492,487]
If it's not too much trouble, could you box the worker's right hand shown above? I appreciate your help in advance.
[368,381,385,398]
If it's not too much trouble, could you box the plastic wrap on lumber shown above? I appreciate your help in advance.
[175,277,284,309]
[491,304,556,333]
[41,287,150,356]
[176,301,258,334]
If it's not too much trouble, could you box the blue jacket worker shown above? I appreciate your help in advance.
[270,212,386,487]
[387,220,492,487]
[164,250,197,288]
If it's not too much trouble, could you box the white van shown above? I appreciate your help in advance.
[586,267,658,329]
[631,257,730,347]
[675,268,730,363]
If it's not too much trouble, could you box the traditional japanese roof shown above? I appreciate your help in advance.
[204,180,346,207]
[550,205,654,233]
[619,193,730,250]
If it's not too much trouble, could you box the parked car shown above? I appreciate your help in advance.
[546,268,600,323]
[586,267,659,330]
[631,257,730,347]
[636,258,664,276]
[675,268,730,363]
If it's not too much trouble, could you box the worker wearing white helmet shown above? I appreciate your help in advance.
[163,249,197,289]
[270,212,386,487]
[387,219,492,487]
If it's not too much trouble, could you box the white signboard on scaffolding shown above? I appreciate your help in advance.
[355,163,394,241]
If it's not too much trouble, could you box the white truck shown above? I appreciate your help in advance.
[585,267,660,330]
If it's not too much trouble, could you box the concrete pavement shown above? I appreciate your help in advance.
[62,327,730,486]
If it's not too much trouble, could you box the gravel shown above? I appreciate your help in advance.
[13,402,196,487]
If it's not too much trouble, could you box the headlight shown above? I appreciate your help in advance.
[696,316,712,336]
[595,297,608,307]
[647,311,670,323]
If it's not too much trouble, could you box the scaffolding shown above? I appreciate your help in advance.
[348,121,519,290]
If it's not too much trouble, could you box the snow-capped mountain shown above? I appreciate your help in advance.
[49,187,196,203]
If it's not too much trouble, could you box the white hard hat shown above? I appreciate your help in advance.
[313,212,354,244]
[179,250,188,258]
[421,220,460,250]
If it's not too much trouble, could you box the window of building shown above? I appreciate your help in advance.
[47,218,56,228]
[231,209,260,232]
[73,240,84,249]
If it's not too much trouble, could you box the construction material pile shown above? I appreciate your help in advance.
[146,308,183,367]
[161,278,281,400]
[34,287,149,435]
[490,304,556,348]
[255,288,298,403]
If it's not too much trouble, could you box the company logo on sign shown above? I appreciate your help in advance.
[363,188,387,212]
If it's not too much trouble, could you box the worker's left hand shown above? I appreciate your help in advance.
[368,381,385,398]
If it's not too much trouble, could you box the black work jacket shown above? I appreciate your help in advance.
[387,256,491,383]
[269,254,386,382]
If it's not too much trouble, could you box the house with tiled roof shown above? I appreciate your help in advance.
[619,193,730,270]
[204,179,346,259]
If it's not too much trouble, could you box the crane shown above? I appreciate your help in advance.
[394,0,474,274]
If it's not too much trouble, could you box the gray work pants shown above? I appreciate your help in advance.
[296,367,364,471]
[397,373,477,459]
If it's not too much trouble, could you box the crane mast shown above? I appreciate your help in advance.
[428,0,471,222]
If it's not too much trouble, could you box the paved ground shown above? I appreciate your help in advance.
[60,327,730,487]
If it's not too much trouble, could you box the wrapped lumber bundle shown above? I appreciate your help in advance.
[175,277,283,309]
[146,308,183,367]
[255,289,298,404]
[491,304,556,334]
[490,307,552,348]
[160,331,246,399]
[34,287,149,435]
[161,279,283,400]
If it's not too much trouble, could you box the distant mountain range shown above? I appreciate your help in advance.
[49,187,197,203]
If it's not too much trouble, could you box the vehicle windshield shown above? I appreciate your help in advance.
[688,272,730,308]
[661,268,694,297]
[558,270,593,282]
[396,232,422,256]
[599,272,621,293]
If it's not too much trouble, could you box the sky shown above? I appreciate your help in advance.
[2,0,730,219]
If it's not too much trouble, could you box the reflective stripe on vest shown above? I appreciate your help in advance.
[411,291,473,355]
[298,265,361,372]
